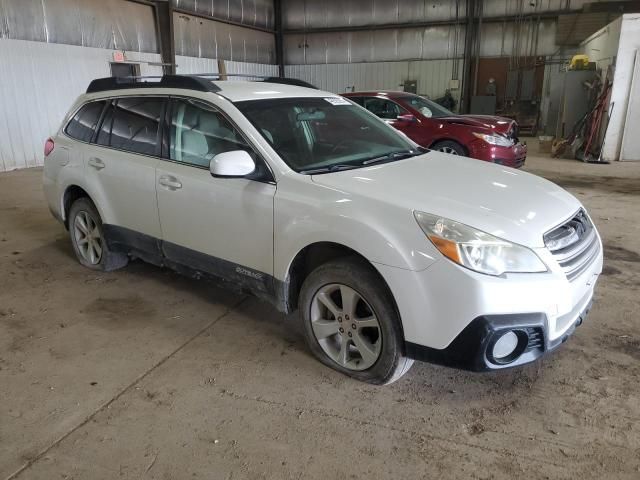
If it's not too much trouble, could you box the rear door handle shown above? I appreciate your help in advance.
[88,157,105,170]
[158,175,182,190]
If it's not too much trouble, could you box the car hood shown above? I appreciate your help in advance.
[437,114,515,135]
[310,152,581,248]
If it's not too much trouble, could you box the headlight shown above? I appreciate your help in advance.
[472,132,514,147]
[414,211,547,276]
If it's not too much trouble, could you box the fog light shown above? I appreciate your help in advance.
[492,331,519,359]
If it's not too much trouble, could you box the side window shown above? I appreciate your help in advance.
[96,101,114,147]
[363,98,406,120]
[96,97,164,156]
[169,99,251,168]
[348,96,364,106]
[65,101,107,142]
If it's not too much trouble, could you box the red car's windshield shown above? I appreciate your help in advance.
[399,96,453,118]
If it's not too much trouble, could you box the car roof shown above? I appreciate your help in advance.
[215,81,333,102]
[343,91,415,98]
[82,77,335,103]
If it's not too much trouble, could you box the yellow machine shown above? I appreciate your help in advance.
[570,54,590,70]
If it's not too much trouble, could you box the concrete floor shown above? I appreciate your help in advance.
[1,148,639,480]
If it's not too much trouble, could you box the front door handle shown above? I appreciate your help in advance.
[88,157,105,170]
[158,175,182,190]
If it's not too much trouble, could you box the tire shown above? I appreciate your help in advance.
[299,257,413,385]
[432,140,466,156]
[68,197,128,272]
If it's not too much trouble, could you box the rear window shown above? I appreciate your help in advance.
[96,97,164,156]
[65,101,106,142]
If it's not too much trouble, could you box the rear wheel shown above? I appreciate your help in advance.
[432,140,466,156]
[68,198,128,271]
[299,258,413,385]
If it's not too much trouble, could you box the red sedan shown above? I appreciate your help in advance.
[342,91,527,168]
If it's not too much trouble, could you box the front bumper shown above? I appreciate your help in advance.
[405,295,593,371]
[467,139,527,168]
[374,233,602,372]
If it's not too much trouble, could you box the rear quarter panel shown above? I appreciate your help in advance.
[43,134,86,223]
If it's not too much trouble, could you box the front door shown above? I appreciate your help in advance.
[155,98,276,294]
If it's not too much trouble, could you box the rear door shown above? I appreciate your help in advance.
[155,97,275,293]
[84,96,165,255]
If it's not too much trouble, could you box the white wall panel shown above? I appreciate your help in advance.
[0,39,162,172]
[619,50,640,161]
[599,14,640,162]
[286,59,463,105]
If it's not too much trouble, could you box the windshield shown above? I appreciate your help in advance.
[235,97,419,173]
[400,95,453,118]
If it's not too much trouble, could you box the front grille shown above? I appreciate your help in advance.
[544,210,600,281]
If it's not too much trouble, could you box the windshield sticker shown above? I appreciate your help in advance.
[324,97,351,106]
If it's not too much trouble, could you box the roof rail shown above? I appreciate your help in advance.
[186,73,318,89]
[86,75,221,94]
[263,77,318,89]
[85,74,317,94]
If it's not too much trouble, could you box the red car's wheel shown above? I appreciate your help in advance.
[432,140,466,156]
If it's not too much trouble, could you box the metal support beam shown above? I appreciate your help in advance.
[460,0,477,114]
[274,0,285,77]
[152,1,176,74]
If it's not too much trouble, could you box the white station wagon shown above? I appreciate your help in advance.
[43,75,603,384]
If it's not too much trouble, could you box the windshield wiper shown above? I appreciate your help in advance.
[299,164,359,175]
[361,149,423,165]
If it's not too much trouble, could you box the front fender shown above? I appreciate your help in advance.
[273,175,439,281]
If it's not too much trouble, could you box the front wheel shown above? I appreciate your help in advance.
[299,258,413,385]
[432,140,466,156]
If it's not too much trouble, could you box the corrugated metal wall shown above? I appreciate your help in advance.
[0,43,278,173]
[176,55,278,77]
[0,39,162,172]
[282,0,615,29]
[285,18,565,64]
[281,0,627,64]
[172,0,274,30]
[283,0,466,29]
[286,59,463,100]
[173,11,276,63]
[0,0,158,52]
[285,27,465,63]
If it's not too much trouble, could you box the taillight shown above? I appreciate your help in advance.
[44,138,55,157]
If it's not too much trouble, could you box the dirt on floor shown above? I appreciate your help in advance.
[1,147,639,480]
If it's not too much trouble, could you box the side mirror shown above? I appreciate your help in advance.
[397,113,417,123]
[210,150,256,178]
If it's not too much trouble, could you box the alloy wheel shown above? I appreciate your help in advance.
[310,284,382,371]
[439,146,459,155]
[73,211,103,265]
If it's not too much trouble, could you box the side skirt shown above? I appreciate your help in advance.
[102,224,287,312]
